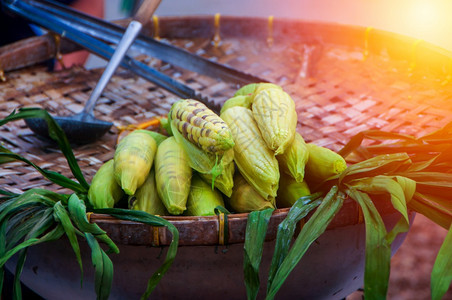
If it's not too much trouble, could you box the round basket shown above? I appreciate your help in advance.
[1,15,451,299]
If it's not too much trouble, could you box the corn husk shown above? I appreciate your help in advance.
[304,143,347,185]
[130,168,168,216]
[221,106,279,202]
[114,130,157,195]
[276,173,311,208]
[227,172,275,213]
[185,173,225,216]
[88,159,124,209]
[155,136,192,215]
[277,132,309,182]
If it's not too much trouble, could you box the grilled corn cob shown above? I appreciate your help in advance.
[276,173,311,208]
[251,88,297,155]
[114,130,157,195]
[169,99,234,154]
[304,143,347,184]
[155,136,192,215]
[88,159,124,209]
[130,168,168,215]
[227,172,275,213]
[277,132,309,182]
[186,173,225,216]
[221,106,279,202]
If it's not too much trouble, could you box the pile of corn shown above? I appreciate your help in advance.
[88,83,347,216]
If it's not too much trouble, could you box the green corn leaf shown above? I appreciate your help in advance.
[0,219,7,295]
[266,186,343,299]
[431,223,452,300]
[6,207,51,250]
[347,175,415,224]
[243,208,274,300]
[85,233,114,300]
[267,194,322,292]
[93,208,179,299]
[338,130,416,158]
[68,194,105,235]
[0,108,89,190]
[0,144,16,164]
[339,153,412,183]
[347,188,391,300]
[0,224,64,268]
[53,201,83,280]
[12,248,27,300]
[409,193,452,229]
[0,152,86,194]
[0,189,59,223]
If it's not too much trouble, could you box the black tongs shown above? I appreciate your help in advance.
[2,0,267,112]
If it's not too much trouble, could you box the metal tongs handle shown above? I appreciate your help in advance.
[3,0,212,109]
[16,0,267,85]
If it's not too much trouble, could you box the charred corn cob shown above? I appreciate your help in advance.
[88,159,124,209]
[155,136,192,215]
[227,172,275,213]
[186,173,225,216]
[169,99,234,154]
[130,168,168,215]
[114,130,157,195]
[200,148,235,197]
[251,87,297,155]
[221,106,279,202]
[276,173,311,208]
[304,143,347,184]
[277,132,309,182]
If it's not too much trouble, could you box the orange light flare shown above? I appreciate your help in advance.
[402,0,445,42]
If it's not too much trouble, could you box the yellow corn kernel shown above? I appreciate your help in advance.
[130,168,168,216]
[227,172,275,213]
[114,130,157,195]
[88,159,124,209]
[221,106,279,202]
[305,143,347,185]
[169,99,234,154]
[185,173,225,216]
[277,132,309,182]
[155,136,192,215]
[251,88,297,155]
[276,173,311,208]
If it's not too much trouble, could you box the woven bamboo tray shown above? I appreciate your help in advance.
[1,16,452,246]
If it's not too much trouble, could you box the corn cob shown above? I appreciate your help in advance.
[155,136,192,215]
[234,83,258,97]
[221,106,279,202]
[304,143,347,185]
[277,132,309,182]
[227,172,275,213]
[185,173,225,216]
[251,87,297,155]
[130,168,168,215]
[88,159,124,209]
[114,130,157,195]
[136,129,168,146]
[200,148,235,197]
[220,95,252,115]
[250,83,283,101]
[234,82,282,98]
[169,99,234,154]
[276,173,311,208]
